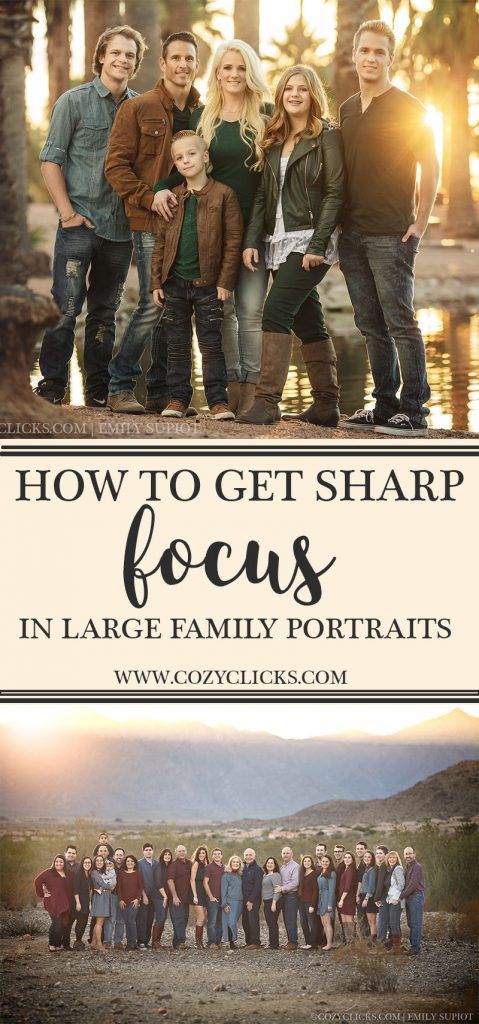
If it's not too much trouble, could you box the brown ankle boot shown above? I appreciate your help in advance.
[227,380,241,414]
[236,381,256,418]
[195,926,204,949]
[284,339,340,426]
[238,332,292,424]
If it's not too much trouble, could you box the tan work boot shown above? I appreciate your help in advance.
[236,381,256,418]
[238,332,292,424]
[227,380,241,414]
[107,391,145,414]
[283,339,340,426]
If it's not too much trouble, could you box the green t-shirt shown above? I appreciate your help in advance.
[172,193,200,281]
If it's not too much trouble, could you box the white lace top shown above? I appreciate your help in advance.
[264,156,339,270]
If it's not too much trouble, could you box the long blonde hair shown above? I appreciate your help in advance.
[262,65,330,158]
[197,40,271,170]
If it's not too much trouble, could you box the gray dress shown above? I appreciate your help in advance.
[91,867,116,917]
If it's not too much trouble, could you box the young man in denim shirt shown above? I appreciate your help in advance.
[35,25,145,406]
[104,32,201,415]
[339,20,440,435]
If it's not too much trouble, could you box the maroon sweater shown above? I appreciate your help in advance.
[34,868,72,918]
[299,870,319,909]
[117,869,144,904]
[167,858,192,904]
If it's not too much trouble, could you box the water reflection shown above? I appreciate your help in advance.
[31,307,479,432]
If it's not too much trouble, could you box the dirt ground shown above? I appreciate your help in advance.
[1,931,476,1024]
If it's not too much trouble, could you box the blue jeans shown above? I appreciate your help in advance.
[170,902,189,947]
[222,899,242,942]
[339,230,430,424]
[221,251,269,383]
[40,224,132,397]
[122,903,139,948]
[282,892,299,947]
[103,893,125,946]
[206,899,222,945]
[162,275,227,408]
[406,892,424,953]
[108,230,167,397]
[385,902,402,937]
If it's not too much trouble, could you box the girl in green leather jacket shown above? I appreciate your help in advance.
[239,65,344,426]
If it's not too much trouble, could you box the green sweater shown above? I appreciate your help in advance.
[155,104,273,225]
[172,193,200,281]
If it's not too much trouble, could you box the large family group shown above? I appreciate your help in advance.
[34,833,426,959]
[34,17,439,435]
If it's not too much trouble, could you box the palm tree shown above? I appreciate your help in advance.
[44,0,71,109]
[234,0,259,52]
[264,0,326,86]
[408,0,479,237]
[83,0,120,80]
[125,0,160,93]
[333,0,379,109]
[0,0,68,430]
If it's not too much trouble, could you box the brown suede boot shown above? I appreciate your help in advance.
[151,925,161,949]
[236,381,256,418]
[238,332,292,424]
[283,339,340,426]
[227,380,241,414]
[195,926,204,949]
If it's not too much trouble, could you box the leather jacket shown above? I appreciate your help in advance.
[243,122,344,257]
[150,178,243,292]
[105,80,201,233]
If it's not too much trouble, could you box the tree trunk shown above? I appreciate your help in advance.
[446,62,478,236]
[83,0,120,81]
[125,0,160,94]
[234,0,260,52]
[44,0,70,111]
[334,0,380,111]
[0,0,77,432]
[164,0,189,37]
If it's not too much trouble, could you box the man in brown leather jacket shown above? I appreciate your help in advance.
[105,32,201,414]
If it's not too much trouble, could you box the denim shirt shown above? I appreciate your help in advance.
[40,76,136,242]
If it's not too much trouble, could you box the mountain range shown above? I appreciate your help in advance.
[0,709,477,821]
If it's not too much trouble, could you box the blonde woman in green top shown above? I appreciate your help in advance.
[154,40,272,417]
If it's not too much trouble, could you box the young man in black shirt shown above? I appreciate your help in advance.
[339,20,439,435]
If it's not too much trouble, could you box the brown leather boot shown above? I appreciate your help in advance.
[227,380,241,414]
[238,332,292,424]
[283,339,340,426]
[195,926,204,949]
[152,924,164,949]
[236,382,256,418]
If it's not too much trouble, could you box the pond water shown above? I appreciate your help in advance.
[31,306,479,432]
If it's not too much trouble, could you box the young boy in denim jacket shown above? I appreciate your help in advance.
[150,130,243,419]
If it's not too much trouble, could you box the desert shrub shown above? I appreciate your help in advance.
[343,952,398,994]
[0,907,47,937]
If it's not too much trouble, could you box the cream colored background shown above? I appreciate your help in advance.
[1,439,477,696]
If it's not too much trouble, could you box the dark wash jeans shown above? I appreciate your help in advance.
[136,897,155,945]
[406,891,424,953]
[339,230,430,425]
[170,901,189,947]
[242,899,261,945]
[282,891,299,946]
[206,898,222,945]
[263,897,282,948]
[39,224,132,398]
[299,902,318,946]
[162,275,227,408]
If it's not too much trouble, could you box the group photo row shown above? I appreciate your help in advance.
[34,832,426,958]
[32,16,441,436]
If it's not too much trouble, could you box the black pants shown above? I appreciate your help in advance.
[75,912,89,943]
[299,903,318,946]
[49,916,68,948]
[263,898,281,949]
[62,906,76,948]
[262,252,331,343]
[242,899,261,945]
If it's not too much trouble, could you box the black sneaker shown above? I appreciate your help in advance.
[342,408,390,430]
[85,394,108,408]
[377,413,428,436]
[33,379,65,404]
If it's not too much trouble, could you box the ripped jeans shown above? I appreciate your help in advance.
[161,275,227,409]
[39,223,132,399]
